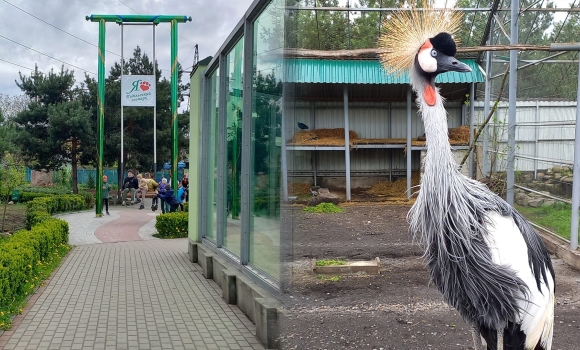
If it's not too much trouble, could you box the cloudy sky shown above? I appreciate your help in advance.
[0,0,254,98]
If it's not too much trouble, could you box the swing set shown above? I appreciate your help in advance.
[86,14,191,216]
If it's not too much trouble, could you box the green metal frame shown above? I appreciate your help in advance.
[86,14,191,216]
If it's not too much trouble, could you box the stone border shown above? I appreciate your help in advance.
[188,240,280,349]
[312,257,381,275]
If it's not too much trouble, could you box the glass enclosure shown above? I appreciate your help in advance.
[249,0,284,280]
[224,39,244,256]
[197,0,283,290]
[206,69,219,241]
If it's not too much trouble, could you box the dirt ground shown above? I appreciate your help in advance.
[279,204,580,350]
[0,203,27,234]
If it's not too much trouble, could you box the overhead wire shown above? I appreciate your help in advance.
[0,34,97,75]
[0,0,121,58]
[0,58,34,71]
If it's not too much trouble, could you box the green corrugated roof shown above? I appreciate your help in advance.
[285,58,484,84]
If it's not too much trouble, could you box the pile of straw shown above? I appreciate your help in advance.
[448,125,470,145]
[289,129,359,146]
[367,172,421,198]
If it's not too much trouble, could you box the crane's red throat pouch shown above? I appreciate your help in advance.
[424,85,436,106]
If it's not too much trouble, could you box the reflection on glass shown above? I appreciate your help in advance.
[206,69,219,241]
[249,0,284,280]
[224,39,244,255]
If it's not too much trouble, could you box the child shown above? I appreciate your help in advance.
[102,175,111,215]
[135,174,148,210]
[158,178,168,213]
[177,181,185,212]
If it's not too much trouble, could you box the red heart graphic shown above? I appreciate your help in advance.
[140,81,150,91]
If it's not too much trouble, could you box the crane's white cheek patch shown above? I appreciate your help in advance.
[418,50,437,73]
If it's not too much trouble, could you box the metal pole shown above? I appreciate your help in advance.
[534,101,539,179]
[569,58,580,251]
[506,0,518,205]
[96,19,106,217]
[482,20,493,177]
[343,85,351,201]
[153,24,157,178]
[406,86,412,200]
[120,24,124,198]
[469,83,475,178]
[388,102,393,182]
[170,20,179,192]
[281,87,288,201]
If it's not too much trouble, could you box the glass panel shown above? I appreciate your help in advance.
[249,0,284,280]
[224,39,244,255]
[206,69,219,241]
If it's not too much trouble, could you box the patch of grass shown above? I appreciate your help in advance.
[317,275,342,282]
[303,203,343,213]
[515,203,573,240]
[316,259,346,266]
[0,204,27,233]
[0,243,71,329]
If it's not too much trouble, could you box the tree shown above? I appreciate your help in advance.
[47,100,93,194]
[14,66,94,193]
[0,153,26,233]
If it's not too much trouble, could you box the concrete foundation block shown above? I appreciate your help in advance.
[255,298,280,350]
[198,249,214,279]
[188,241,198,263]
[222,269,237,304]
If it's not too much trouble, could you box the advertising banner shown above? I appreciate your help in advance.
[121,75,156,107]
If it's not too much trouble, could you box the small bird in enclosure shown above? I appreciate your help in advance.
[297,122,309,130]
[379,4,555,350]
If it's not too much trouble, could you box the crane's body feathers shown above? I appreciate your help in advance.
[407,65,555,350]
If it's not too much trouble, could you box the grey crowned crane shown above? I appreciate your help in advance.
[378,5,555,350]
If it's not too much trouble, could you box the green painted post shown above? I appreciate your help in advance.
[96,19,106,217]
[171,19,179,192]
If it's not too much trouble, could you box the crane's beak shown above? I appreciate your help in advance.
[437,55,472,73]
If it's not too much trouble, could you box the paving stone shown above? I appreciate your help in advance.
[0,208,264,350]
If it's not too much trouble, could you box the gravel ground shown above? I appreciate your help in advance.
[279,204,580,350]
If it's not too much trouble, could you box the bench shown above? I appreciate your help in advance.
[108,190,157,205]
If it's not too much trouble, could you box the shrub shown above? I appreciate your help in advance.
[183,202,189,212]
[26,194,88,229]
[0,194,71,324]
[20,192,52,203]
[154,212,188,238]
[303,202,343,213]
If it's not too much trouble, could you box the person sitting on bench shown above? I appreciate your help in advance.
[121,170,139,206]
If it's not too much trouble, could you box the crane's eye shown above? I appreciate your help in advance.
[431,50,438,57]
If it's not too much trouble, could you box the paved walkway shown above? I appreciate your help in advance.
[0,203,264,350]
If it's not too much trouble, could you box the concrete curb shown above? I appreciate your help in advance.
[539,231,580,270]
[188,240,280,349]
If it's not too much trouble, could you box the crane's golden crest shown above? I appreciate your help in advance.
[377,1,463,76]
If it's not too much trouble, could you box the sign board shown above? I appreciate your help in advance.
[121,75,156,107]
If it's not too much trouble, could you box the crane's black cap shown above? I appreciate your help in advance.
[430,33,457,57]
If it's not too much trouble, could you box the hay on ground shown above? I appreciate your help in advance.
[367,172,421,198]
[289,182,312,196]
